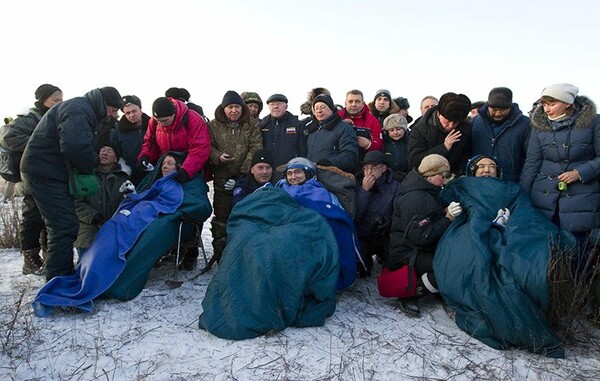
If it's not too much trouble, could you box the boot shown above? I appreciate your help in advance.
[22,249,44,275]
[397,297,421,317]
[180,246,199,271]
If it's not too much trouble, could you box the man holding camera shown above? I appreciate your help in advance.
[338,90,383,162]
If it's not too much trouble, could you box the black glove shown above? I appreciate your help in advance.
[317,159,333,166]
[91,214,105,225]
[137,156,149,171]
[174,168,190,183]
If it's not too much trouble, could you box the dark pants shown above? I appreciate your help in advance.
[211,188,233,258]
[19,193,46,251]
[25,176,78,280]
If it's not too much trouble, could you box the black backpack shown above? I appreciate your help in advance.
[0,112,42,183]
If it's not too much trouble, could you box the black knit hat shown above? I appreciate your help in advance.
[219,90,243,109]
[437,92,471,122]
[100,141,122,160]
[152,97,176,118]
[373,89,391,102]
[121,95,142,111]
[362,150,385,165]
[312,94,336,112]
[35,84,61,102]
[99,86,123,109]
[165,87,191,102]
[250,149,274,168]
[487,87,513,109]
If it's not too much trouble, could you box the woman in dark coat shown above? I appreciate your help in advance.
[520,83,600,239]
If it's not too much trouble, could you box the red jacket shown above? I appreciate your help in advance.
[338,104,383,152]
[139,98,211,178]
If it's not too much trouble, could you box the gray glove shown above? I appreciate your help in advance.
[119,180,136,195]
[224,179,236,191]
[447,201,462,217]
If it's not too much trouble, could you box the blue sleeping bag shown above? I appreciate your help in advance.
[434,176,573,358]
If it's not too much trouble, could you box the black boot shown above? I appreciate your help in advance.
[22,249,44,275]
[397,297,421,317]
[180,246,199,271]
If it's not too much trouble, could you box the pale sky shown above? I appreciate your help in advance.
[2,0,599,120]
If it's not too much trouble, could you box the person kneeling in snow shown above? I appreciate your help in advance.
[380,154,461,317]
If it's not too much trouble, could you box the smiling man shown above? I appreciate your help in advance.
[408,92,472,176]
[471,87,531,182]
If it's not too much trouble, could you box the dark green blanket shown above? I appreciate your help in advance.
[435,176,570,358]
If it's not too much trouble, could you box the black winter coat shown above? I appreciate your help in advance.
[408,107,472,175]
[21,88,106,182]
[385,169,451,271]
[259,111,307,170]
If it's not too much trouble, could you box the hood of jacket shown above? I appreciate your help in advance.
[367,99,400,118]
[83,88,109,121]
[531,96,597,132]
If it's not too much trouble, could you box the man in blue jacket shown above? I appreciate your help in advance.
[471,87,530,182]
[21,86,123,280]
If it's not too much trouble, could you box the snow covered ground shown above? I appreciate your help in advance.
[2,193,600,380]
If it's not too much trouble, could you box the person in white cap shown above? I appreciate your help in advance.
[521,83,600,242]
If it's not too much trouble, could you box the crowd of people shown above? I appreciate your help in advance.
[2,83,599,350]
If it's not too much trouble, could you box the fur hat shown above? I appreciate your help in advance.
[418,154,450,177]
[99,86,123,109]
[374,89,392,103]
[437,92,471,122]
[250,148,273,168]
[383,114,408,131]
[152,97,176,118]
[487,87,513,108]
[221,90,244,108]
[362,150,386,165]
[541,83,579,104]
[312,94,336,113]
[394,97,410,110]
[35,84,61,102]
[165,87,191,102]
[121,95,142,111]
[300,87,330,115]
[266,93,288,104]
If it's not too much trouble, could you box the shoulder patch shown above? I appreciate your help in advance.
[416,218,430,228]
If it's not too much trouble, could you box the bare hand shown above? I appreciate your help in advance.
[357,136,371,149]
[219,153,235,163]
[558,169,580,184]
[444,129,462,151]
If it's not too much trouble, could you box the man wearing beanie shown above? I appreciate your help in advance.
[165,87,208,121]
[208,90,262,261]
[20,86,123,280]
[338,89,383,162]
[231,148,274,206]
[521,83,600,237]
[259,93,306,181]
[0,84,63,275]
[138,96,211,184]
[368,89,401,127]
[471,87,530,182]
[306,93,359,173]
[384,154,461,316]
[74,143,129,256]
[112,95,151,185]
[241,91,263,120]
[408,92,472,176]
[95,87,124,150]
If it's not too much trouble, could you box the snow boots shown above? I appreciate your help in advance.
[22,248,44,275]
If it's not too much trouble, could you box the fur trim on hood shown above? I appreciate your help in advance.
[300,87,331,116]
[213,102,251,124]
[367,99,401,116]
[531,96,597,131]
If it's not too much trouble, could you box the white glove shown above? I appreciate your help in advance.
[492,208,510,228]
[447,201,462,217]
[224,179,236,191]
[119,180,136,195]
